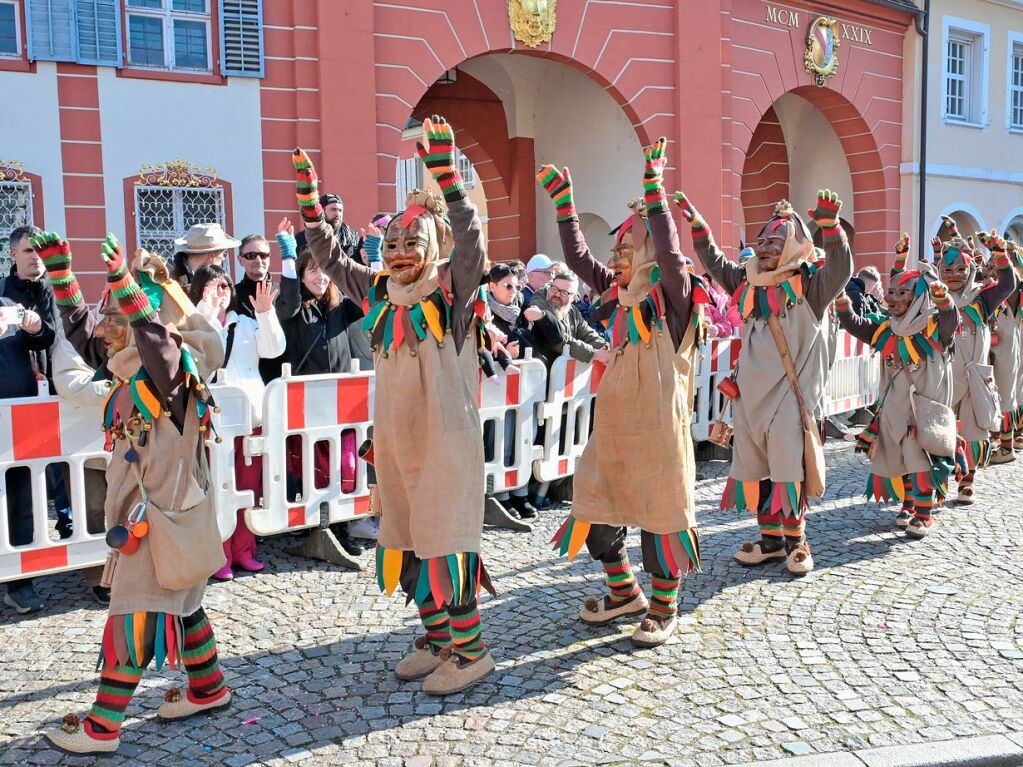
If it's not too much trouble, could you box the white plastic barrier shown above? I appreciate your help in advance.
[478,358,547,495]
[532,356,604,482]
[246,365,374,536]
[0,394,110,583]
[823,331,880,416]
[691,336,742,442]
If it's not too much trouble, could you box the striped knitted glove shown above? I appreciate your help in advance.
[939,215,960,239]
[893,232,911,270]
[101,234,155,326]
[292,148,323,224]
[30,231,82,307]
[834,292,852,313]
[642,137,668,214]
[807,189,843,241]
[931,236,943,262]
[674,191,710,246]
[930,280,952,309]
[536,165,577,223]
[984,230,1010,267]
[415,115,465,203]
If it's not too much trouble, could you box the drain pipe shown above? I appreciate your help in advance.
[916,0,931,253]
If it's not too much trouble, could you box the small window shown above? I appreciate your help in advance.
[0,1,20,57]
[0,177,34,279]
[126,0,211,71]
[1011,44,1023,131]
[135,184,224,260]
[943,22,988,126]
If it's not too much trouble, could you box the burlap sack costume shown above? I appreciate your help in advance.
[62,251,224,618]
[691,204,852,515]
[304,190,494,605]
[557,201,700,532]
[837,268,959,500]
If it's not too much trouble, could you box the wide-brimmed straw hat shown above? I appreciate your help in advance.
[174,223,242,254]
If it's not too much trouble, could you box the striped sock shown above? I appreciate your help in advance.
[602,557,641,605]
[417,596,451,651]
[448,602,487,662]
[647,575,680,622]
[86,664,143,733]
[1000,430,1014,452]
[901,474,915,513]
[181,609,226,701]
[913,472,934,521]
[781,514,806,551]
[757,508,784,551]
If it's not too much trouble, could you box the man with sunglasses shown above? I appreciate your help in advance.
[233,234,287,382]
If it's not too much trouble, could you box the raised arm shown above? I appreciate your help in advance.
[642,139,692,343]
[977,231,1019,316]
[834,291,881,345]
[891,233,911,277]
[293,149,372,303]
[931,280,960,347]
[31,231,107,369]
[805,190,853,319]
[674,192,744,295]
[536,164,614,294]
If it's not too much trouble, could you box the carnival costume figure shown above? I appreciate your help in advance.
[676,190,853,574]
[294,117,496,695]
[837,234,959,537]
[32,233,229,754]
[538,139,705,647]
[982,237,1023,464]
[932,219,1018,504]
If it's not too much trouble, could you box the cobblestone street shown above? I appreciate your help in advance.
[2,442,1022,766]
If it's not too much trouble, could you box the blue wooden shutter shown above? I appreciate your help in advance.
[219,0,262,77]
[75,0,121,66]
[26,0,75,61]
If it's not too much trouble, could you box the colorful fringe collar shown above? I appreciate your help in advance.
[362,272,487,354]
[598,269,711,347]
[869,316,943,364]
[101,349,213,450]
[734,265,815,320]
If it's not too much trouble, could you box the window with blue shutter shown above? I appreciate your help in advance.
[219,0,262,77]
[27,0,75,61]
[75,0,121,66]
[26,0,121,65]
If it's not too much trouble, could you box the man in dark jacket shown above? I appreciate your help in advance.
[233,233,285,382]
[294,194,365,265]
[1,225,57,614]
[845,266,885,316]
[521,267,611,368]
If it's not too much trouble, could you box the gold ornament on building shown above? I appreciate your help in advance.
[0,160,29,182]
[135,158,221,188]
[508,0,558,48]
[804,16,840,87]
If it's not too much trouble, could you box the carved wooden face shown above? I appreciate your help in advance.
[940,254,971,293]
[886,279,916,318]
[384,214,430,285]
[608,231,635,288]
[96,292,130,355]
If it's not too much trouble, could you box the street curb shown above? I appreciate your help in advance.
[751,736,1023,767]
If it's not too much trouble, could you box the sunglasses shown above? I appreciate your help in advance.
[240,251,271,261]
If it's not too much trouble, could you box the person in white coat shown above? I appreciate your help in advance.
[190,264,285,579]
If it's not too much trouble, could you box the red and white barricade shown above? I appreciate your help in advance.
[247,364,374,536]
[478,356,547,495]
[206,382,259,539]
[691,336,742,442]
[823,331,880,416]
[0,395,109,582]
[532,355,604,482]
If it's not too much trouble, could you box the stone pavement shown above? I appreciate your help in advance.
[2,441,1022,767]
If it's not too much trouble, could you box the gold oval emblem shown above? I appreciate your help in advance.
[804,16,840,87]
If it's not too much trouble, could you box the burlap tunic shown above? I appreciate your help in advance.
[306,198,486,560]
[693,237,852,484]
[838,292,958,478]
[557,209,697,534]
[990,302,1021,419]
[62,304,224,616]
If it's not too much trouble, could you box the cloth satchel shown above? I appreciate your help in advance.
[966,361,1001,432]
[909,387,957,458]
[134,446,225,591]
[766,314,826,498]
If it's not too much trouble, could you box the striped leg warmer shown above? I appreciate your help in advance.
[417,595,452,651]
[602,556,642,606]
[912,471,935,522]
[86,664,144,733]
[448,601,487,663]
[647,575,681,623]
[180,609,226,702]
